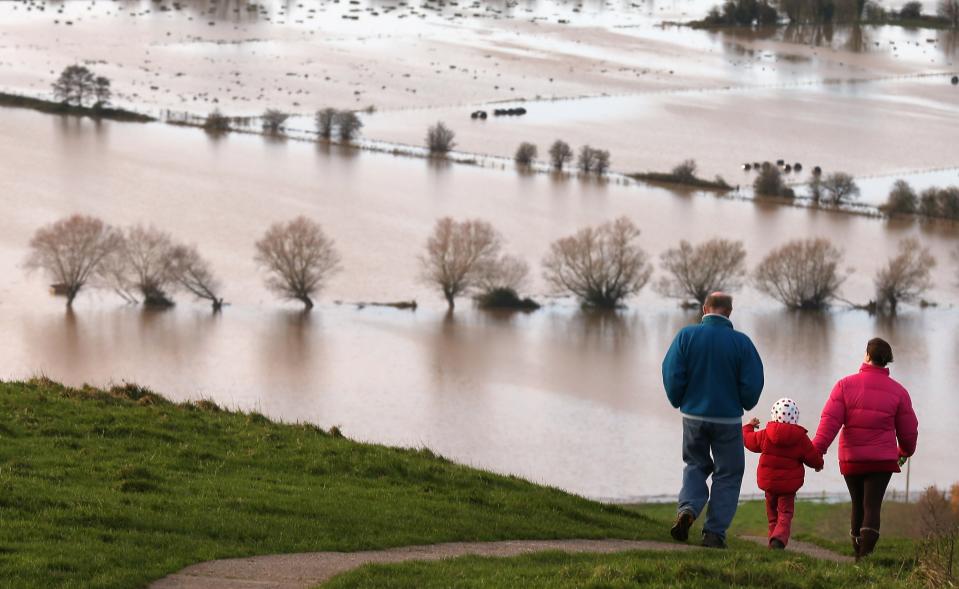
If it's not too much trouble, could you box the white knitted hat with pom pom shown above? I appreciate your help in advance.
[771,398,800,425]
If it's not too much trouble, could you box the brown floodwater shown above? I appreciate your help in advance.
[1,106,957,500]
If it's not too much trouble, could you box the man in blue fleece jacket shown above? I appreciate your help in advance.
[662,292,764,549]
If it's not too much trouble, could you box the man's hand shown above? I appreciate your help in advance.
[749,417,761,428]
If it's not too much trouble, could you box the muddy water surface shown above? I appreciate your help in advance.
[1,107,957,500]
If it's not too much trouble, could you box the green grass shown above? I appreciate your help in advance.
[627,171,733,192]
[0,92,155,122]
[322,547,906,588]
[0,379,656,588]
[323,499,933,588]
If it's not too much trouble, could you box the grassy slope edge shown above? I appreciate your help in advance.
[0,379,655,589]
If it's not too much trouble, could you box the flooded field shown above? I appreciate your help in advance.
[2,0,957,184]
[1,107,957,500]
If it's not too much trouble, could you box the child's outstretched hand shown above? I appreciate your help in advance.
[749,417,761,428]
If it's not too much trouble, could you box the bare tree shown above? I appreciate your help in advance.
[754,238,846,309]
[874,238,935,315]
[95,245,138,304]
[657,238,747,306]
[117,225,179,307]
[93,76,111,108]
[315,107,337,139]
[25,214,122,308]
[575,146,612,175]
[261,109,289,133]
[593,149,611,175]
[204,109,231,134]
[169,244,224,312]
[543,217,653,309]
[514,142,538,168]
[883,179,918,216]
[938,0,959,25]
[672,159,698,183]
[919,188,941,218]
[821,172,860,205]
[52,65,97,107]
[335,111,363,141]
[254,217,341,310]
[426,122,456,155]
[577,145,597,174]
[808,174,823,203]
[548,140,573,171]
[941,187,959,220]
[754,166,785,197]
[419,218,503,310]
[476,254,529,293]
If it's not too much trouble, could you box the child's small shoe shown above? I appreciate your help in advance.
[769,538,786,550]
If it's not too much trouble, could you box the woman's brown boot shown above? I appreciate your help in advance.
[850,531,861,560]
[859,527,880,558]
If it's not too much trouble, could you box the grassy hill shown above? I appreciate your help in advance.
[1,378,947,588]
[0,378,655,588]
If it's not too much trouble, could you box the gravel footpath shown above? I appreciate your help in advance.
[151,535,851,588]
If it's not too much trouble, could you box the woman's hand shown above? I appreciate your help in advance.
[749,417,761,428]
[898,456,908,468]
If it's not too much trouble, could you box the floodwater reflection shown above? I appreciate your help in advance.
[1,107,957,500]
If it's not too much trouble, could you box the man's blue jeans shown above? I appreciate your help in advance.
[678,417,745,540]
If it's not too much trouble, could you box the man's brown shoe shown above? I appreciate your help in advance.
[670,510,696,542]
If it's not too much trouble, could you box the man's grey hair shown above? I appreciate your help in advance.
[704,292,733,315]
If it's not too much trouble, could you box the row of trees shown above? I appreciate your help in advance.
[883,181,959,221]
[703,0,958,27]
[423,219,949,315]
[28,215,951,316]
[197,109,612,177]
[26,216,224,310]
[540,140,610,174]
[754,165,861,206]
[24,215,344,312]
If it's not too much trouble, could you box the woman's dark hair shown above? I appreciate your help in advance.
[866,338,894,367]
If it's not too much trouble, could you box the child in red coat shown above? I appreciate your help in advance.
[744,398,824,549]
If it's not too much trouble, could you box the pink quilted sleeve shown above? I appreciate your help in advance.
[895,388,919,457]
[812,380,845,455]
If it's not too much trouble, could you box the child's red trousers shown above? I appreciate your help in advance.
[765,492,795,546]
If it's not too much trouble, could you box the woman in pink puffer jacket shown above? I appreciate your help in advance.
[812,337,918,560]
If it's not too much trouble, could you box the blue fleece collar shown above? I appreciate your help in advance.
[701,314,733,328]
